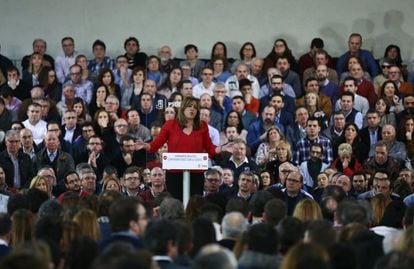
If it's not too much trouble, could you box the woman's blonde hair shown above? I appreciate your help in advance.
[371,193,390,226]
[29,175,51,196]
[11,209,34,248]
[292,199,323,222]
[276,140,292,161]
[73,209,101,241]
[338,143,353,157]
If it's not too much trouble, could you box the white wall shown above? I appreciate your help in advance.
[1,0,414,62]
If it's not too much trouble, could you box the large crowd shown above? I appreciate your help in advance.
[0,33,414,269]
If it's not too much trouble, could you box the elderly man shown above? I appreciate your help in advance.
[21,38,54,70]
[381,124,407,161]
[225,63,260,98]
[0,130,34,189]
[33,132,75,182]
[282,171,314,215]
[388,65,413,96]
[218,212,249,250]
[158,45,179,75]
[336,33,379,77]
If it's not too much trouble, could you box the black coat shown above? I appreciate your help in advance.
[0,150,34,188]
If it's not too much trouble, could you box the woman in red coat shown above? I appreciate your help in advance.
[331,143,363,178]
[137,97,227,200]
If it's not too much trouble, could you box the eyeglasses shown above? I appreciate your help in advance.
[206,178,220,184]
[381,65,390,69]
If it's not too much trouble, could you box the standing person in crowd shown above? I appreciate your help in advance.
[136,97,229,201]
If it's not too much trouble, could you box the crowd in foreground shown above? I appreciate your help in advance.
[0,32,414,268]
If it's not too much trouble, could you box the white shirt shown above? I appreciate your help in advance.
[208,124,220,146]
[334,94,370,116]
[22,119,47,145]
[193,82,216,99]
[225,74,260,98]
[64,126,75,143]
[55,51,80,83]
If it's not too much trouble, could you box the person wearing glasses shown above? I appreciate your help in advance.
[62,64,93,104]
[282,170,314,215]
[0,130,34,190]
[193,67,216,99]
[121,166,142,197]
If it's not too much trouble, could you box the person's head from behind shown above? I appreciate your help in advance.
[109,196,148,236]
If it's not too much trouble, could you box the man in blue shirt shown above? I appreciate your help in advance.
[336,33,379,77]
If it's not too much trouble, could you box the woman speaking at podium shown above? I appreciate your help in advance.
[136,96,227,200]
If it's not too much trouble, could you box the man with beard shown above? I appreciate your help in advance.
[247,105,279,155]
[57,171,82,201]
[315,64,339,108]
[397,94,414,125]
[276,56,302,97]
[259,74,296,115]
[299,143,330,191]
[158,45,179,75]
